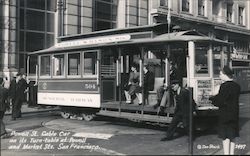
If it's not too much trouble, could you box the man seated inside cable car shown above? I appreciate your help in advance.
[153,61,181,114]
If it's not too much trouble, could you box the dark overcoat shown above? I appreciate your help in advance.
[0,86,8,112]
[211,81,241,140]
[144,71,155,92]
[9,79,22,100]
[18,78,28,102]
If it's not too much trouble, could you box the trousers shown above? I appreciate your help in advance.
[0,111,6,135]
[12,98,22,118]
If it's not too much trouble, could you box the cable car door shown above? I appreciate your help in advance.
[100,49,118,102]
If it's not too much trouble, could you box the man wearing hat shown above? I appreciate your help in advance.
[161,80,196,141]
[19,73,29,104]
[9,73,23,120]
[153,61,178,112]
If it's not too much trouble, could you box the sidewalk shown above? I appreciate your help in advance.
[5,103,60,115]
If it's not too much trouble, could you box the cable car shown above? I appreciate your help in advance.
[28,24,232,122]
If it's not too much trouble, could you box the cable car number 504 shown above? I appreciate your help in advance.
[84,83,96,89]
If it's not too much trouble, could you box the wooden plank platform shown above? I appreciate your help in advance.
[98,110,173,123]
[101,101,175,114]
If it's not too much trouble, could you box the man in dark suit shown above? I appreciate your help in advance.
[153,61,178,110]
[161,80,196,141]
[137,65,155,105]
[19,73,28,103]
[0,77,9,136]
[9,73,23,120]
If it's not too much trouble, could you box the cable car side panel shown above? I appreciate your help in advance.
[37,79,101,108]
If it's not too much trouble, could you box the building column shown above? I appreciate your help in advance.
[54,2,59,43]
[117,0,126,28]
[247,0,250,30]
[1,0,18,84]
[2,1,10,80]
[57,0,65,38]
[217,0,225,23]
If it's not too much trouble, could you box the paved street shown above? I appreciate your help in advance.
[1,93,249,155]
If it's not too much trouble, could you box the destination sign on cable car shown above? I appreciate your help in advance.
[55,34,131,48]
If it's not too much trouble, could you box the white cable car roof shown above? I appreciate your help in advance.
[30,29,232,55]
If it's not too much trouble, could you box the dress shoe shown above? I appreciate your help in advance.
[138,103,143,105]
[153,103,160,109]
[11,118,16,121]
[158,106,165,116]
[126,101,132,104]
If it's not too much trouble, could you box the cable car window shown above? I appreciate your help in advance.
[213,46,222,76]
[83,51,97,75]
[53,54,65,76]
[195,46,208,74]
[101,50,115,77]
[68,53,80,75]
[182,0,190,12]
[40,55,51,76]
